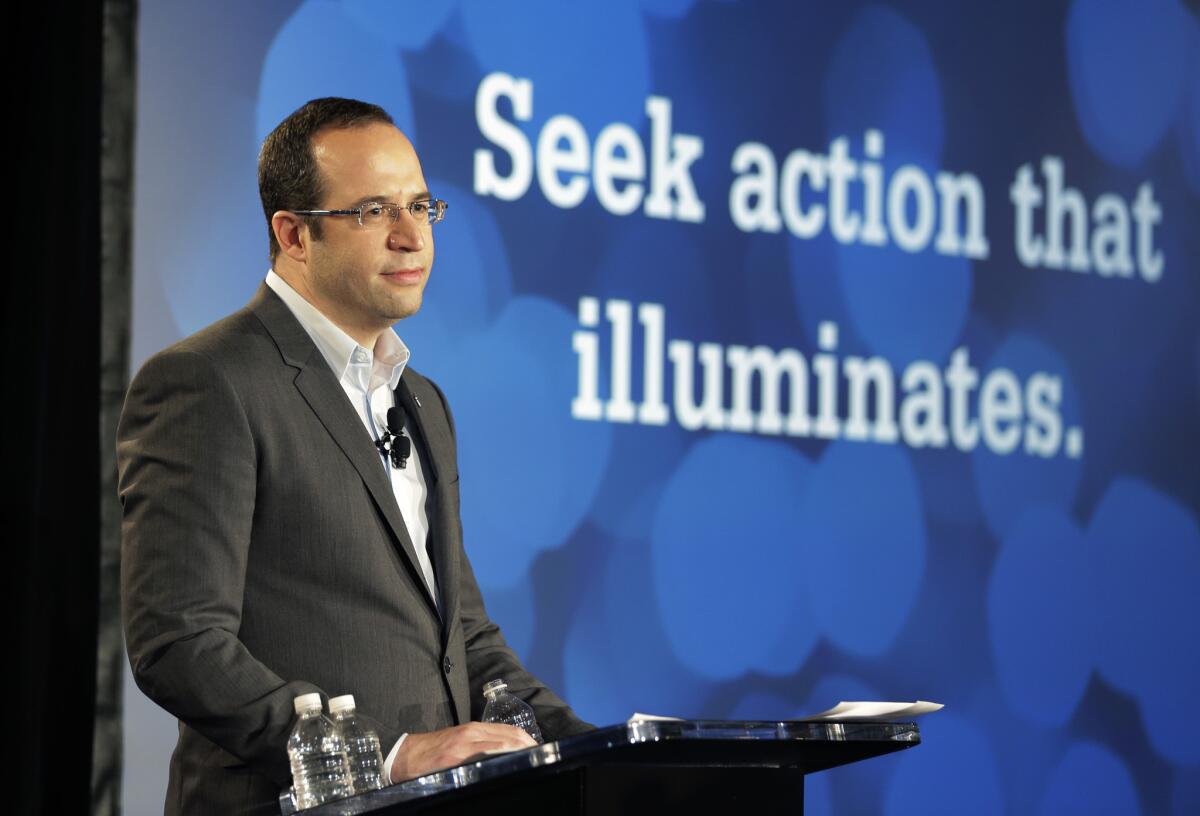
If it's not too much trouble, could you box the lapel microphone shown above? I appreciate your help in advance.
[375,406,411,469]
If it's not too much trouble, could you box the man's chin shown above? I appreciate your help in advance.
[386,295,423,323]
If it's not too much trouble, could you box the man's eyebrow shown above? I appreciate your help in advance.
[354,191,433,205]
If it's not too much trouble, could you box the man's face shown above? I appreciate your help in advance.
[302,122,434,337]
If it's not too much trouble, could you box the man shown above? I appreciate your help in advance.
[118,98,591,815]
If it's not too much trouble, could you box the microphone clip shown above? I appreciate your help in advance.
[376,430,410,469]
[376,405,410,469]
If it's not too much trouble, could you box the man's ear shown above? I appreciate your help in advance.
[272,210,309,261]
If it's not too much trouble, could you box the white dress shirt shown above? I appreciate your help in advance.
[266,269,433,781]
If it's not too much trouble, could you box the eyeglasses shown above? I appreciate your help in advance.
[292,199,449,228]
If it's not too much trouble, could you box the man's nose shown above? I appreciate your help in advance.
[388,209,425,251]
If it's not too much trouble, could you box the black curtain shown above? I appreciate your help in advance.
[7,2,103,812]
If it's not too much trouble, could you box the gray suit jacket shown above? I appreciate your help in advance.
[117,284,590,815]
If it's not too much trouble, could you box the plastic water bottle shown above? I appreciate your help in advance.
[288,693,355,808]
[329,694,386,793]
[480,679,543,744]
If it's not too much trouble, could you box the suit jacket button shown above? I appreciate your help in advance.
[443,656,453,675]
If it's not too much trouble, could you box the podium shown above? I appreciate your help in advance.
[301,719,920,814]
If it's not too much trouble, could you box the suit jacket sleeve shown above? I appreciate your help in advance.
[426,379,595,741]
[117,348,399,787]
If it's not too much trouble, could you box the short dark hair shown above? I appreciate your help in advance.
[257,97,394,261]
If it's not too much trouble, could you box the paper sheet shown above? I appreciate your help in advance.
[803,700,944,721]
[627,712,685,723]
[625,702,942,724]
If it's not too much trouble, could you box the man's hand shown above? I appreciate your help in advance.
[390,723,537,783]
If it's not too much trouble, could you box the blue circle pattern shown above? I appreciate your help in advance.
[588,218,718,337]
[755,565,832,679]
[643,435,929,680]
[1183,34,1200,197]
[1091,477,1200,765]
[650,435,818,680]
[797,440,927,657]
[1066,0,1194,169]
[1037,741,1141,816]
[823,6,944,160]
[339,0,458,50]
[835,242,972,370]
[985,475,1200,766]
[584,218,720,540]
[987,506,1097,727]
[819,4,973,369]
[788,224,855,352]
[970,333,1083,543]
[638,0,698,18]
[441,296,614,589]
[255,0,417,144]
[459,0,651,136]
[563,533,708,725]
[587,424,690,541]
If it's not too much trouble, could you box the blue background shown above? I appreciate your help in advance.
[128,2,1200,813]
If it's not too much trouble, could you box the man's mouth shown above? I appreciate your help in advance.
[382,268,423,284]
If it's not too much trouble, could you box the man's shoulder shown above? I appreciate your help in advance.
[134,297,288,387]
[174,305,268,357]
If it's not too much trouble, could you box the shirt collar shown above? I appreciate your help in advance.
[265,269,409,392]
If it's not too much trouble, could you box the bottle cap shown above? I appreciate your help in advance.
[329,695,357,713]
[293,693,323,715]
[482,678,507,696]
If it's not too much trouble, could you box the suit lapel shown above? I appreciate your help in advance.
[250,284,440,617]
[397,373,460,640]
